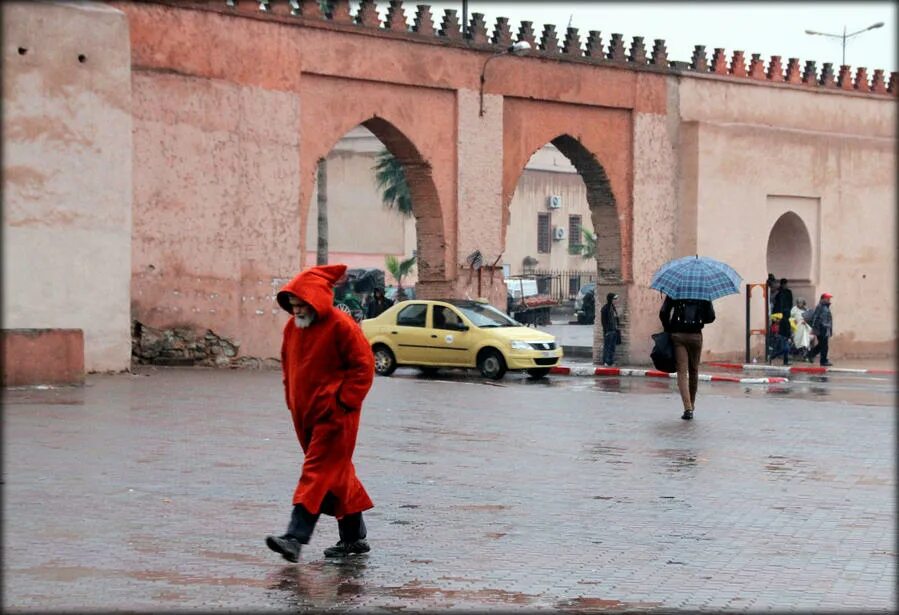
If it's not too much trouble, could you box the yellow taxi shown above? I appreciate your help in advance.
[361,299,563,380]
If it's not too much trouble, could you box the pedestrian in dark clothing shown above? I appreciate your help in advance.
[600,293,621,366]
[659,295,716,420]
[364,287,393,319]
[806,292,834,366]
[771,278,793,365]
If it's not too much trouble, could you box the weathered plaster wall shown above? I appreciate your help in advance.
[676,77,896,359]
[454,87,504,304]
[627,105,679,361]
[2,1,132,372]
[130,72,300,359]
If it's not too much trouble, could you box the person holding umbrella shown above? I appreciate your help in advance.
[651,255,741,421]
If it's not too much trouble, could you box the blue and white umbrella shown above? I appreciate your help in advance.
[650,255,742,302]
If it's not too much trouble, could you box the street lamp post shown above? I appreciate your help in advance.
[478,41,531,117]
[804,21,884,66]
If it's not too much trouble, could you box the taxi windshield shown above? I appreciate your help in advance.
[456,303,518,328]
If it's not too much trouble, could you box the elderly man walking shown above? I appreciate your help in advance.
[265,264,375,562]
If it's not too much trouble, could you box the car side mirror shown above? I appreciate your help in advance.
[453,322,469,331]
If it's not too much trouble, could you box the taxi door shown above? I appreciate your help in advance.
[390,302,432,364]
[429,304,473,367]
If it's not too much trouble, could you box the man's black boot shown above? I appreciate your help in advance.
[266,534,302,563]
[324,512,369,557]
[323,538,371,557]
[266,503,318,562]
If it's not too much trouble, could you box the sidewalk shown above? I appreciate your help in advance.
[707,358,896,375]
[538,322,895,377]
[551,364,789,384]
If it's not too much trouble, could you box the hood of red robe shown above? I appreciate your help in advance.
[276,264,347,319]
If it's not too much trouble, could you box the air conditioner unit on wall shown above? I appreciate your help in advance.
[547,195,562,209]
[553,226,566,241]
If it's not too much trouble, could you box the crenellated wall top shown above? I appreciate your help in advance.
[166,0,896,97]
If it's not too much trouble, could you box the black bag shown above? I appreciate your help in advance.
[650,331,677,373]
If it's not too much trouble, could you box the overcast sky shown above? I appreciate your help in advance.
[375,2,896,73]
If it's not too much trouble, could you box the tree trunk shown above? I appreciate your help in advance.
[316,158,328,265]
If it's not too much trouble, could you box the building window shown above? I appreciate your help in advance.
[537,213,551,254]
[568,215,582,255]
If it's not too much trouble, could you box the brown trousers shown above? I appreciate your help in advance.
[670,332,703,411]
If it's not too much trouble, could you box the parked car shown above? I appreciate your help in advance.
[574,282,596,324]
[361,299,563,380]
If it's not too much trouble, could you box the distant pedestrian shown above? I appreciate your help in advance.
[600,292,621,366]
[766,273,777,313]
[806,293,834,366]
[266,264,375,562]
[768,313,791,364]
[659,295,716,420]
[771,278,793,365]
[364,286,393,319]
[790,298,812,358]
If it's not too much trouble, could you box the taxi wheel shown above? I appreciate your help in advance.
[527,368,551,379]
[477,349,507,380]
[372,345,397,376]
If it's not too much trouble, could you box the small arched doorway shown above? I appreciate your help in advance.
[766,211,814,303]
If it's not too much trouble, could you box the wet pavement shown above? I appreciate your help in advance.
[3,366,896,611]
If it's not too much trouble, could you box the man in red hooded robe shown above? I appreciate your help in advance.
[265,264,375,562]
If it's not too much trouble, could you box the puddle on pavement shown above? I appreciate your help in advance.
[4,387,86,406]
[386,580,537,605]
[449,504,510,512]
[652,448,704,472]
[764,454,808,473]
[582,443,632,467]
[557,596,664,610]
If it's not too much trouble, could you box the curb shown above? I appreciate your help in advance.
[706,361,896,376]
[550,365,789,385]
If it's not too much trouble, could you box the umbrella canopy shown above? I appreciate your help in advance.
[650,255,742,302]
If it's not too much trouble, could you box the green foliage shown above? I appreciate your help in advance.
[373,149,413,217]
[385,254,417,288]
[581,228,597,260]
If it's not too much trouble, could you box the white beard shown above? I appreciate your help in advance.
[294,314,314,329]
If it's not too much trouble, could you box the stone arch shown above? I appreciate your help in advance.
[504,132,627,363]
[766,211,813,283]
[504,134,622,284]
[303,115,446,286]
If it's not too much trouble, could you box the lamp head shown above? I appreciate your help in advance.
[869,21,884,30]
[509,41,532,54]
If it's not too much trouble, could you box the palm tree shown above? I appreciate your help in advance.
[373,149,413,217]
[385,254,416,297]
[581,228,597,260]
[315,158,328,265]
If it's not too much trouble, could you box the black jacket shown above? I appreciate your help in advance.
[600,302,619,334]
[659,296,716,334]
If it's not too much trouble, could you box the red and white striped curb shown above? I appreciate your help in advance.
[550,365,789,384]
[706,361,896,376]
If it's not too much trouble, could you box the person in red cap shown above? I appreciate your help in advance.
[806,292,834,366]
[265,264,375,562]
